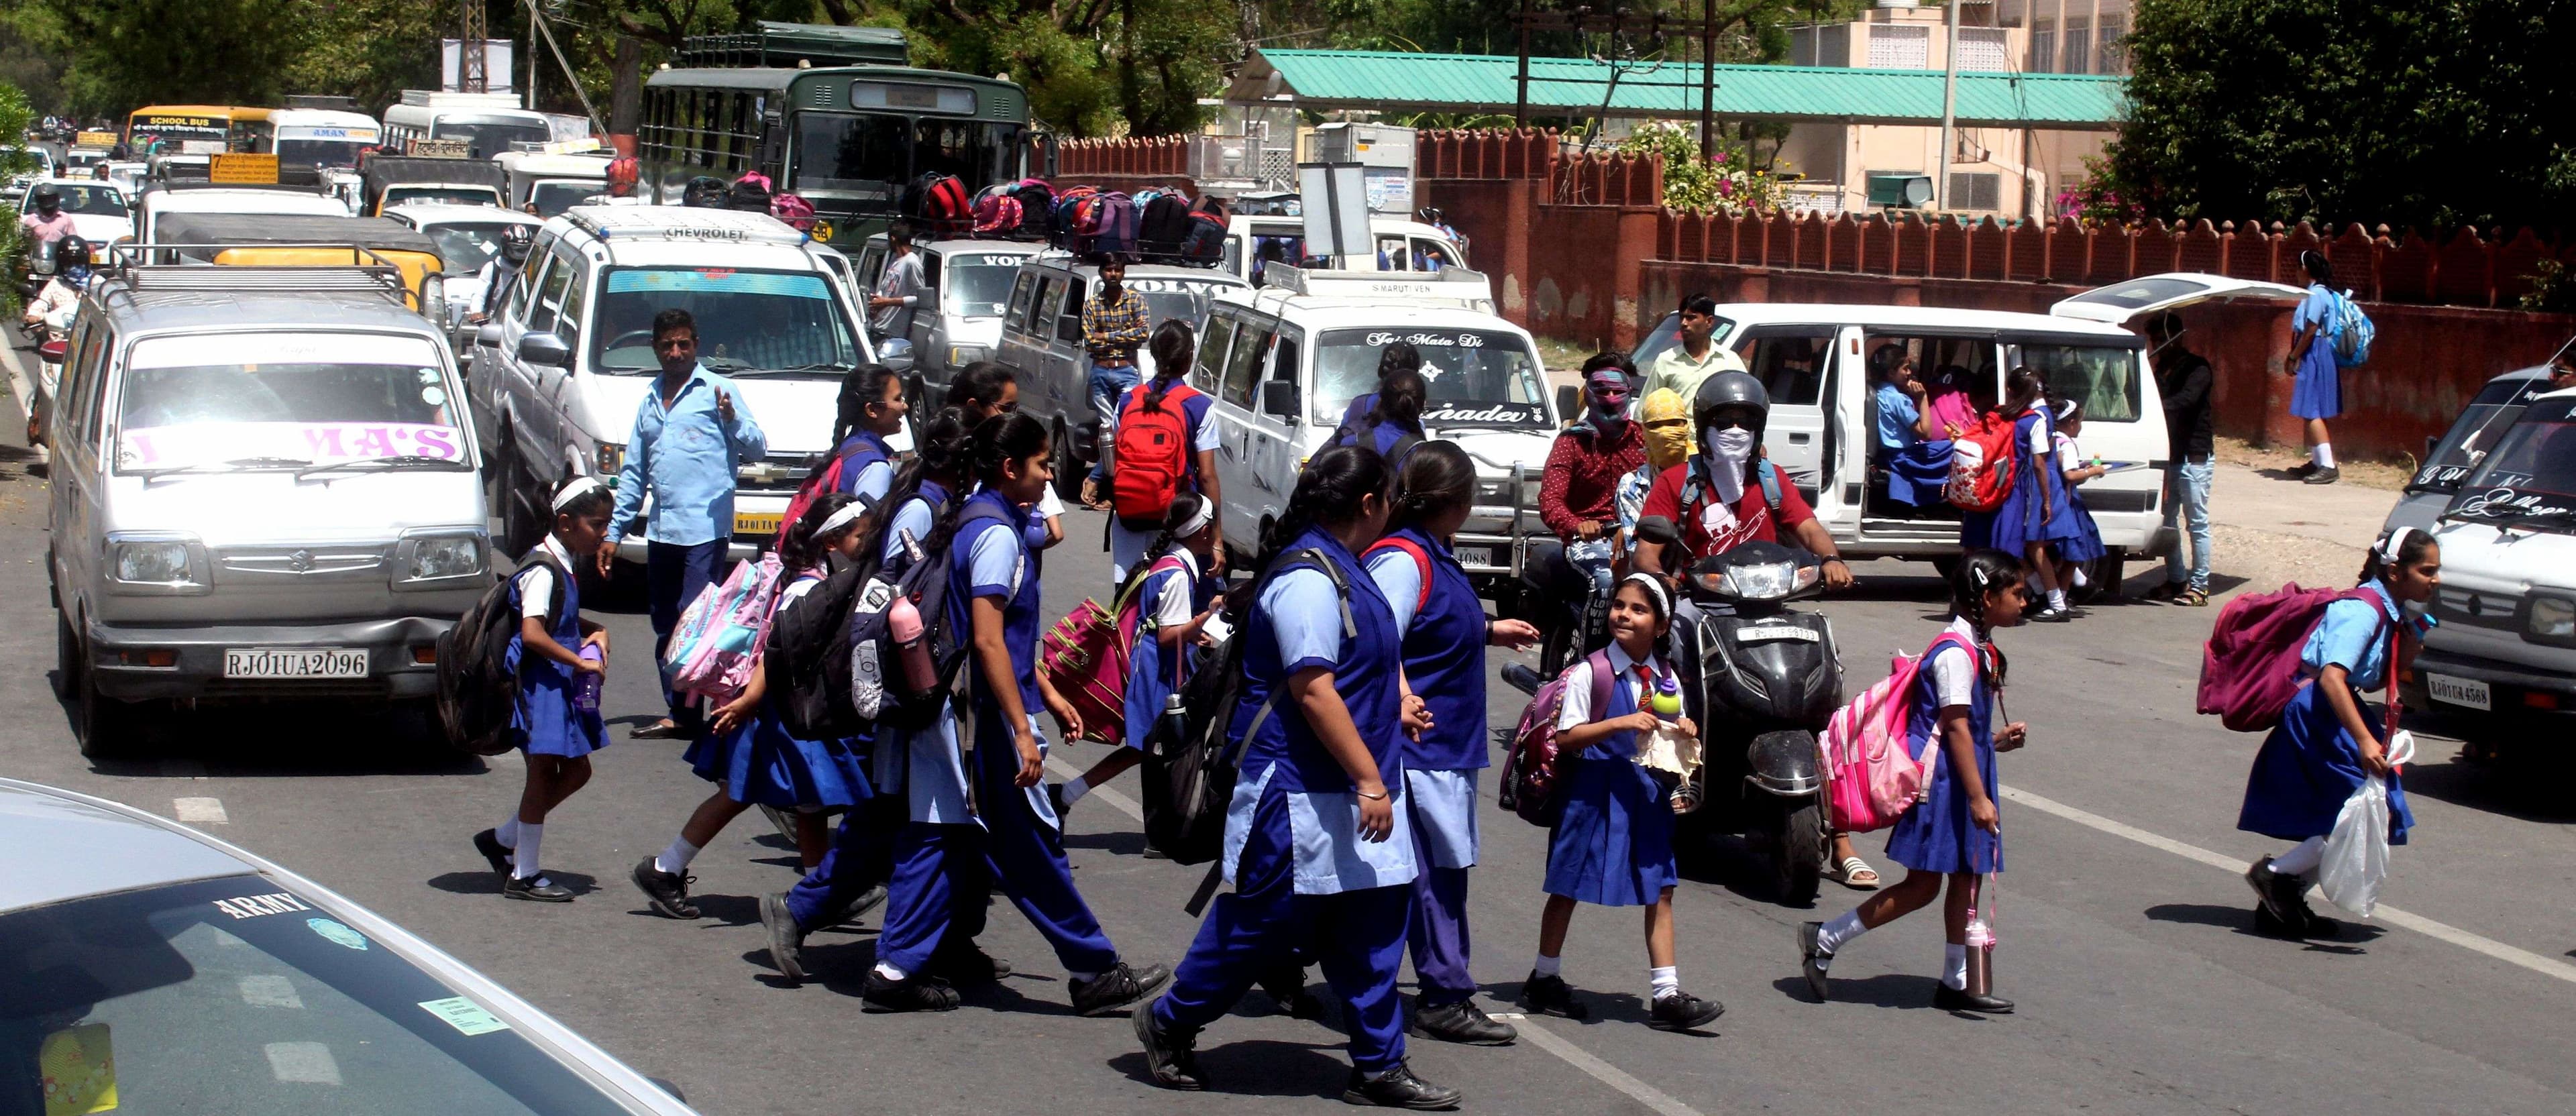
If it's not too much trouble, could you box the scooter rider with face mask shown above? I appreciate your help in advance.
[22,235,94,339]
[1631,372,1854,590]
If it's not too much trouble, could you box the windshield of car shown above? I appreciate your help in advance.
[275,138,371,170]
[113,332,465,475]
[2010,341,2145,422]
[0,875,646,1116]
[526,181,597,219]
[386,187,498,209]
[429,117,553,160]
[942,254,1026,317]
[2442,398,2576,531]
[417,223,521,274]
[592,268,861,376]
[24,184,127,217]
[2412,376,2551,494]
[1315,327,1551,429]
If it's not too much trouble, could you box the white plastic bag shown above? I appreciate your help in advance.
[2316,775,2392,917]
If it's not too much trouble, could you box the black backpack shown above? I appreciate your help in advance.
[1178,214,1226,262]
[435,555,568,757]
[1012,181,1056,238]
[765,553,869,739]
[1139,193,1193,258]
[849,502,1010,731]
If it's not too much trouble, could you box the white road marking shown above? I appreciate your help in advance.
[263,1042,341,1085]
[172,796,228,824]
[239,974,303,1009]
[2004,786,2576,987]
[1042,756,1713,1116]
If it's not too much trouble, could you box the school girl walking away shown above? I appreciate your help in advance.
[2288,249,2345,485]
[1050,492,1224,818]
[1331,341,1425,438]
[866,412,1169,1015]
[830,366,909,503]
[472,478,616,902]
[1522,574,1724,1033]
[1094,323,1223,585]
[2049,400,2110,599]
[1960,368,2080,622]
[633,494,879,919]
[946,361,1066,550]
[1799,549,2030,1013]
[1136,446,1464,1109]
[1365,443,1540,1046]
[2239,528,2436,939]
[1337,368,1429,467]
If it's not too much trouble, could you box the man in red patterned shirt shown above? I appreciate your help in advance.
[1538,355,1648,600]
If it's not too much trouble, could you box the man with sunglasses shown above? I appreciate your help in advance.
[1633,372,1854,590]
[1538,356,1648,602]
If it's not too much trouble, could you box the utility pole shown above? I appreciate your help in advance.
[458,0,488,92]
[1937,0,1960,210]
[529,2,541,108]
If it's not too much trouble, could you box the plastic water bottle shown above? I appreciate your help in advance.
[888,594,937,693]
[573,645,604,713]
[1964,908,1995,996]
[1649,675,1683,721]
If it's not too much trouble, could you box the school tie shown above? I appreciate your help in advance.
[1634,663,1656,710]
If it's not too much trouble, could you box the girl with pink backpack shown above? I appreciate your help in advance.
[630,494,879,920]
[1800,549,2030,1014]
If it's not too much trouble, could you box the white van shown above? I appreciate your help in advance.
[1195,266,1554,592]
[494,150,613,218]
[991,254,1250,486]
[1221,216,1468,286]
[849,234,1042,400]
[262,108,383,172]
[380,92,553,161]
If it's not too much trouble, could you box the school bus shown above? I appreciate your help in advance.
[125,106,256,155]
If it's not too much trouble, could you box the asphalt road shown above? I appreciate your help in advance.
[4,333,2573,1116]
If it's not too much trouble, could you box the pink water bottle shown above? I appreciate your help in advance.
[888,595,938,693]
[573,645,604,712]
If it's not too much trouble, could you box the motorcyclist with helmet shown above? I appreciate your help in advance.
[20,184,78,249]
[470,223,537,323]
[23,234,95,338]
[1632,371,1854,591]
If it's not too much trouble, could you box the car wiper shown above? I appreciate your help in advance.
[296,455,474,479]
[129,455,315,480]
[763,362,858,375]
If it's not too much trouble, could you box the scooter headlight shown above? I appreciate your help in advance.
[1717,560,1816,601]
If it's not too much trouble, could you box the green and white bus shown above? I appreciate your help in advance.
[639,64,1032,245]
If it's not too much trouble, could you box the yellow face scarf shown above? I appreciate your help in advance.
[1640,388,1692,471]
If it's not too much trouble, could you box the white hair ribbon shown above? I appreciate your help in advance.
[551,476,607,512]
[817,501,867,539]
[1621,571,1670,617]
[2379,524,2420,562]
[1174,497,1215,539]
[2054,398,2080,421]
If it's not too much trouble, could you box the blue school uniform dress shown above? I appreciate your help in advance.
[2239,583,2424,845]
[1366,527,1489,1008]
[833,429,896,504]
[875,488,1123,979]
[1338,416,1426,467]
[1542,645,1680,907]
[2051,432,2107,563]
[1885,620,2002,875]
[506,537,605,759]
[2290,284,2343,421]
[1152,527,1417,1072]
[1121,548,1214,752]
[1966,410,2081,559]
[680,571,874,809]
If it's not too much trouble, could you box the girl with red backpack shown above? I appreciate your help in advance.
[2237,527,2436,940]
[1960,368,2082,622]
[1049,491,1224,818]
[1098,322,1223,585]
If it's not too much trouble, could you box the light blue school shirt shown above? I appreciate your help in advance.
[1874,382,1922,451]
[2302,583,2434,692]
[610,364,769,546]
[2294,283,2340,338]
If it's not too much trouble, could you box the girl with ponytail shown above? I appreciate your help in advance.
[946,361,1067,550]
[631,492,877,921]
[1801,547,2029,1014]
[1088,319,1222,584]
[1048,490,1224,816]
[2288,249,2345,484]
[865,410,1169,1016]
[1137,445,1464,1108]
[829,364,908,502]
[1961,367,2082,621]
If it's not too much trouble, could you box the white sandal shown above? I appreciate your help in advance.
[1830,856,1882,890]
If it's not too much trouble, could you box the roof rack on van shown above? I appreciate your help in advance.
[1261,265,1496,308]
[563,206,813,247]
[103,244,409,300]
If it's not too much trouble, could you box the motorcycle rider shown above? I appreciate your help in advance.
[22,235,95,338]
[471,224,537,323]
[1633,372,1853,589]
[19,184,78,250]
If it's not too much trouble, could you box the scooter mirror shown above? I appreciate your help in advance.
[1635,515,1680,546]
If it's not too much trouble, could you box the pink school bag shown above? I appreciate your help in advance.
[2197,583,2383,733]
[1821,632,1976,832]
[662,552,786,704]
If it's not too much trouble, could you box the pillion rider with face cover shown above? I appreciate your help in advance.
[1632,372,1854,590]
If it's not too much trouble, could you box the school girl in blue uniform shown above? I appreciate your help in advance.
[1051,491,1223,817]
[1800,549,2030,1013]
[1136,446,1460,1108]
[946,361,1067,551]
[2288,249,2346,484]
[1961,368,2081,622]
[1337,368,1428,467]
[471,477,614,903]
[831,365,908,503]
[865,412,1170,1015]
[2049,399,2110,592]
[1093,325,1222,584]
[629,493,879,919]
[2239,527,2436,939]
[1522,573,1723,1032]
[1362,441,1540,1047]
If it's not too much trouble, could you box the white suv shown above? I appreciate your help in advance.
[470,205,877,565]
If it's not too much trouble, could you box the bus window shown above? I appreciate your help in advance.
[794,113,910,201]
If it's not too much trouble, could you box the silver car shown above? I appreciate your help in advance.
[849,234,1039,402]
[48,259,488,756]
[0,777,702,1116]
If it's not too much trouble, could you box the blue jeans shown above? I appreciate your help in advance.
[1564,538,1616,598]
[647,539,727,722]
[1086,359,1139,484]
[2162,458,2213,591]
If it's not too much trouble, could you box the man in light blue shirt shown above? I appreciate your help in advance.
[602,307,769,737]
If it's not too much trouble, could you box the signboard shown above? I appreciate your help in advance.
[135,114,219,131]
[208,153,280,184]
[407,138,471,159]
[1295,162,1371,264]
[74,130,117,150]
[177,140,227,156]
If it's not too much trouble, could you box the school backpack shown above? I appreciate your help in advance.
[777,439,876,547]
[2196,583,2388,733]
[433,555,570,757]
[973,192,1023,235]
[770,191,817,232]
[1179,214,1226,262]
[1820,632,1975,833]
[1038,553,1191,745]
[900,172,969,235]
[766,554,869,739]
[1012,180,1055,237]
[1139,193,1193,258]
[662,552,786,704]
[2330,289,2375,368]
[1496,650,1617,826]
[1945,412,2019,512]
[728,177,774,215]
[1077,190,1138,260]
[849,503,1014,730]
[1110,383,1204,531]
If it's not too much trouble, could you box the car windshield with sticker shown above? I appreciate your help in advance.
[0,875,651,1116]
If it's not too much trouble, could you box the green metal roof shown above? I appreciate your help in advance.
[1232,48,2125,130]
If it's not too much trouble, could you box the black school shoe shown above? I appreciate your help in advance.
[759,893,807,982]
[1409,999,1517,1045]
[472,829,513,875]
[1933,985,2015,1013]
[1647,991,1725,1032]
[1340,1062,1463,1110]
[1070,960,1172,1016]
[861,969,961,1013]
[501,875,572,902]
[631,857,700,919]
[1796,921,1833,1002]
[2304,466,2341,486]
[1516,971,1589,1019]
[1132,1001,1205,1091]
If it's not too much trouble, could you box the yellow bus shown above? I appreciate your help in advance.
[125,106,256,155]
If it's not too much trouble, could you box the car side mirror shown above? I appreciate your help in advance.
[1259,379,1299,420]
[1055,315,1081,345]
[1555,384,1581,426]
[476,323,502,348]
[1635,515,1680,546]
[517,331,570,368]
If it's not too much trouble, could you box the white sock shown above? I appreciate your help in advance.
[1941,943,1969,991]
[1815,910,1867,956]
[1648,965,1679,1003]
[2048,588,2068,610]
[496,816,520,848]
[655,837,700,876]
[2072,566,2090,589]
[873,961,907,981]
[1061,776,1091,805]
[513,823,544,880]
[2270,836,2327,877]
[2314,443,2336,469]
[1532,953,1562,978]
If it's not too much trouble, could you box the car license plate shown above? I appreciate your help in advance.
[1453,546,1494,567]
[1737,624,1819,643]
[224,648,368,679]
[2425,672,2491,712]
[734,511,784,536]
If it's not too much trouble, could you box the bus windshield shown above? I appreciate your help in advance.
[276,137,372,170]
[430,117,553,160]
[790,113,1018,206]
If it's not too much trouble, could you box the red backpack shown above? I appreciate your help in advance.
[1944,411,2019,512]
[777,439,875,547]
[1110,383,1203,530]
[2198,583,2392,732]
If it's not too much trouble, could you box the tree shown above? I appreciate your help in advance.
[2108,0,2576,229]
[0,0,313,115]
